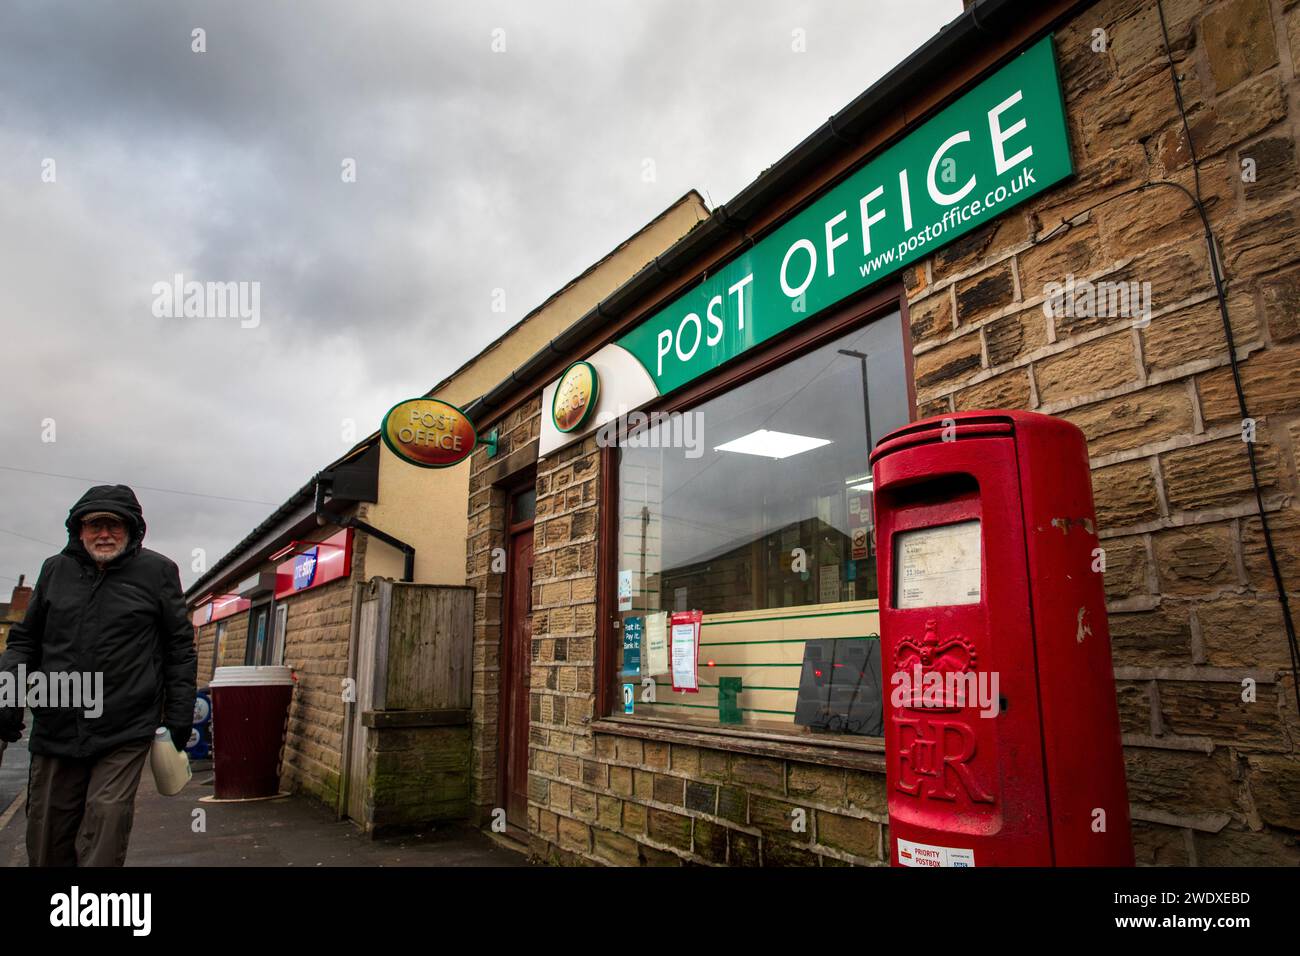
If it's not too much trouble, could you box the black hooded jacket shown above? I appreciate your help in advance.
[0,485,198,758]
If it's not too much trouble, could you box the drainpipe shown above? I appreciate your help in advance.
[313,479,415,582]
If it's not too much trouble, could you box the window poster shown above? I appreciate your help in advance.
[618,569,633,612]
[670,609,702,693]
[645,610,670,675]
[718,677,742,724]
[851,527,870,561]
[622,616,642,677]
[819,564,840,604]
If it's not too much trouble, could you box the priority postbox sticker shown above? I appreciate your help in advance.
[897,838,976,867]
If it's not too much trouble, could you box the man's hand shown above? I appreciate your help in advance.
[0,710,23,744]
[167,726,190,752]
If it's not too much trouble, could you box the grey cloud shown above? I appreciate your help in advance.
[0,0,956,588]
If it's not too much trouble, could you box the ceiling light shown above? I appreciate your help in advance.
[714,429,832,460]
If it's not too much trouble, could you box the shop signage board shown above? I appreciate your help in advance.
[292,546,319,591]
[552,361,600,433]
[273,529,353,599]
[382,397,477,468]
[541,35,1071,454]
[190,593,251,626]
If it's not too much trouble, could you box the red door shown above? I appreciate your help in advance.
[501,496,535,833]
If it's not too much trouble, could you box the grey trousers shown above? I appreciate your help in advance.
[26,739,152,867]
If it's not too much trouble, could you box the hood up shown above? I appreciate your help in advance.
[64,484,147,565]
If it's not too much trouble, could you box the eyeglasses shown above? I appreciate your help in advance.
[83,518,126,533]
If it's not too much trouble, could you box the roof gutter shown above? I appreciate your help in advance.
[461,0,1059,426]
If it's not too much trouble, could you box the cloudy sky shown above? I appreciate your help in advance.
[0,0,958,591]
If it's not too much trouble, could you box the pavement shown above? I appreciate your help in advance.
[0,742,527,868]
[0,734,30,817]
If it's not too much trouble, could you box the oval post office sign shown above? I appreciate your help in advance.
[381,397,478,468]
[552,360,600,433]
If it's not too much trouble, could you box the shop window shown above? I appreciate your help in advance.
[610,312,909,737]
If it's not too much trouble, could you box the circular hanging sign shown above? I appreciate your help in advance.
[552,361,600,433]
[381,397,478,468]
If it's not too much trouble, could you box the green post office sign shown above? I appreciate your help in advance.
[617,35,1072,397]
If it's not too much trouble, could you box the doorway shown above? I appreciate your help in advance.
[499,483,536,835]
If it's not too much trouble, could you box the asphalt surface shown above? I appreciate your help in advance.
[0,743,526,868]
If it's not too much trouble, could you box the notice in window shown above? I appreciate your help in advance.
[819,564,840,604]
[895,521,981,609]
[645,611,669,675]
[670,615,700,693]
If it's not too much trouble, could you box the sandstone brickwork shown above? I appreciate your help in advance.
[904,0,1300,866]
[465,0,1300,865]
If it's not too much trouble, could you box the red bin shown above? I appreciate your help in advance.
[209,665,294,799]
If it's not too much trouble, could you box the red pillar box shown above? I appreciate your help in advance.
[870,410,1132,867]
[209,665,295,800]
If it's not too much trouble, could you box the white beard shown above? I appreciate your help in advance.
[89,541,128,566]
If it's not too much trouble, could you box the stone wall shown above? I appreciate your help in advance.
[366,724,471,833]
[465,0,1300,865]
[903,0,1300,865]
[466,397,541,823]
[276,523,369,808]
[276,574,355,807]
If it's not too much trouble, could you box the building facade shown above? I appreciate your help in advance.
[185,193,709,829]
[0,576,33,656]
[463,0,1300,865]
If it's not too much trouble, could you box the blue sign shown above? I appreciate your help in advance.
[293,547,319,591]
[622,616,643,677]
[623,683,635,715]
[188,689,212,760]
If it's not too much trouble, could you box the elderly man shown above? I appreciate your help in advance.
[0,484,197,867]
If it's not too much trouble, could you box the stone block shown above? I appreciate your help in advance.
[1151,524,1238,594]
[1092,459,1161,529]
[1159,436,1279,511]
[1202,0,1278,92]
[914,333,983,393]
[816,812,879,859]
[1035,333,1137,404]
[1108,605,1192,667]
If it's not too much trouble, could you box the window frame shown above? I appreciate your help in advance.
[271,602,288,666]
[596,281,913,733]
[244,600,272,666]
[212,619,228,672]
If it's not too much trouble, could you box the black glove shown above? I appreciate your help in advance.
[0,709,23,744]
[167,726,190,752]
